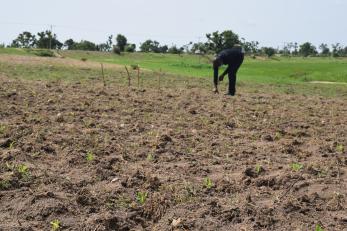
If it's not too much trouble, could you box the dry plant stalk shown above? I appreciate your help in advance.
[100,63,106,87]
[158,68,162,90]
[137,67,140,88]
[125,65,131,87]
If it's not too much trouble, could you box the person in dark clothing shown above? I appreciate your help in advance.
[213,46,244,95]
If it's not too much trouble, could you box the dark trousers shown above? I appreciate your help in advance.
[227,54,244,95]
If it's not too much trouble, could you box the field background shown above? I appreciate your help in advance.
[0,48,346,230]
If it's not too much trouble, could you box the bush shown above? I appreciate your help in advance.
[113,46,121,55]
[35,50,55,57]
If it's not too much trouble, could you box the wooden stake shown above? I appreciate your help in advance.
[100,63,106,87]
[125,65,131,87]
[137,67,140,88]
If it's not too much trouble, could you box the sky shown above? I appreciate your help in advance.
[1,0,346,48]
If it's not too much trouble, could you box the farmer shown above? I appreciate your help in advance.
[212,45,245,96]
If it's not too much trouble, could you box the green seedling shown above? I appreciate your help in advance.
[17,164,30,178]
[315,224,324,231]
[0,124,6,134]
[274,132,282,140]
[9,141,15,149]
[204,177,213,189]
[336,144,344,153]
[136,191,148,205]
[146,153,154,161]
[0,180,11,190]
[50,219,61,231]
[291,163,303,172]
[255,164,262,174]
[86,151,95,162]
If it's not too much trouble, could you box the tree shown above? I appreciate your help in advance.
[331,43,343,57]
[64,39,76,50]
[11,31,36,48]
[242,40,259,54]
[206,30,241,53]
[299,42,317,57]
[36,30,63,49]
[319,43,330,56]
[191,42,209,54]
[168,45,184,54]
[139,40,167,53]
[74,40,97,51]
[116,34,127,52]
[125,43,136,52]
[106,35,113,51]
[263,47,276,57]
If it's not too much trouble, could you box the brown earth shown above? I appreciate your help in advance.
[0,74,346,231]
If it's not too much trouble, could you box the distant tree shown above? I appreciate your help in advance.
[139,40,167,53]
[331,43,343,57]
[11,31,36,48]
[292,42,299,55]
[242,40,259,54]
[262,47,276,57]
[36,30,63,49]
[112,46,121,55]
[299,42,317,57]
[206,30,241,53]
[106,35,113,51]
[116,34,127,52]
[158,45,168,53]
[0,43,5,48]
[319,43,330,56]
[74,40,97,51]
[64,39,76,50]
[168,45,184,54]
[191,42,209,54]
[125,43,136,52]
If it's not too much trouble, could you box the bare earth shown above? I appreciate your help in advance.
[0,75,346,231]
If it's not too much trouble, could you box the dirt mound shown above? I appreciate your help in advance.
[0,76,346,230]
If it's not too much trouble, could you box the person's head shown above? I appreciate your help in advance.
[213,58,222,69]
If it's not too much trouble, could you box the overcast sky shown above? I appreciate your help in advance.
[1,0,346,48]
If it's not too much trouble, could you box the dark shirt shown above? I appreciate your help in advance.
[216,47,244,65]
[213,47,244,86]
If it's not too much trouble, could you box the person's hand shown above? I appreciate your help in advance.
[213,87,219,94]
[219,75,224,82]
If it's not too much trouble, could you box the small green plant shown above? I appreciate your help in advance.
[17,164,30,178]
[315,224,324,231]
[9,141,15,149]
[81,57,87,62]
[50,219,61,231]
[336,144,344,153]
[86,151,95,162]
[274,132,282,140]
[0,124,6,134]
[0,180,11,190]
[255,164,262,174]
[291,163,304,172]
[136,191,148,205]
[146,153,154,161]
[204,177,213,189]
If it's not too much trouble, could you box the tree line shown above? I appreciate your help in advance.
[4,30,347,57]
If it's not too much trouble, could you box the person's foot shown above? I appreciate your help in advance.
[225,92,235,96]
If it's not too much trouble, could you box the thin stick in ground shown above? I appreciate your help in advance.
[100,63,106,87]
[137,66,140,89]
[125,65,131,87]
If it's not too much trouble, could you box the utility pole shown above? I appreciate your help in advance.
[49,24,52,50]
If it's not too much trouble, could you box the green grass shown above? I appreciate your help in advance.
[0,48,346,97]
[60,50,347,84]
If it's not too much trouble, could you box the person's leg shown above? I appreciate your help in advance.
[227,67,237,95]
[227,54,244,95]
